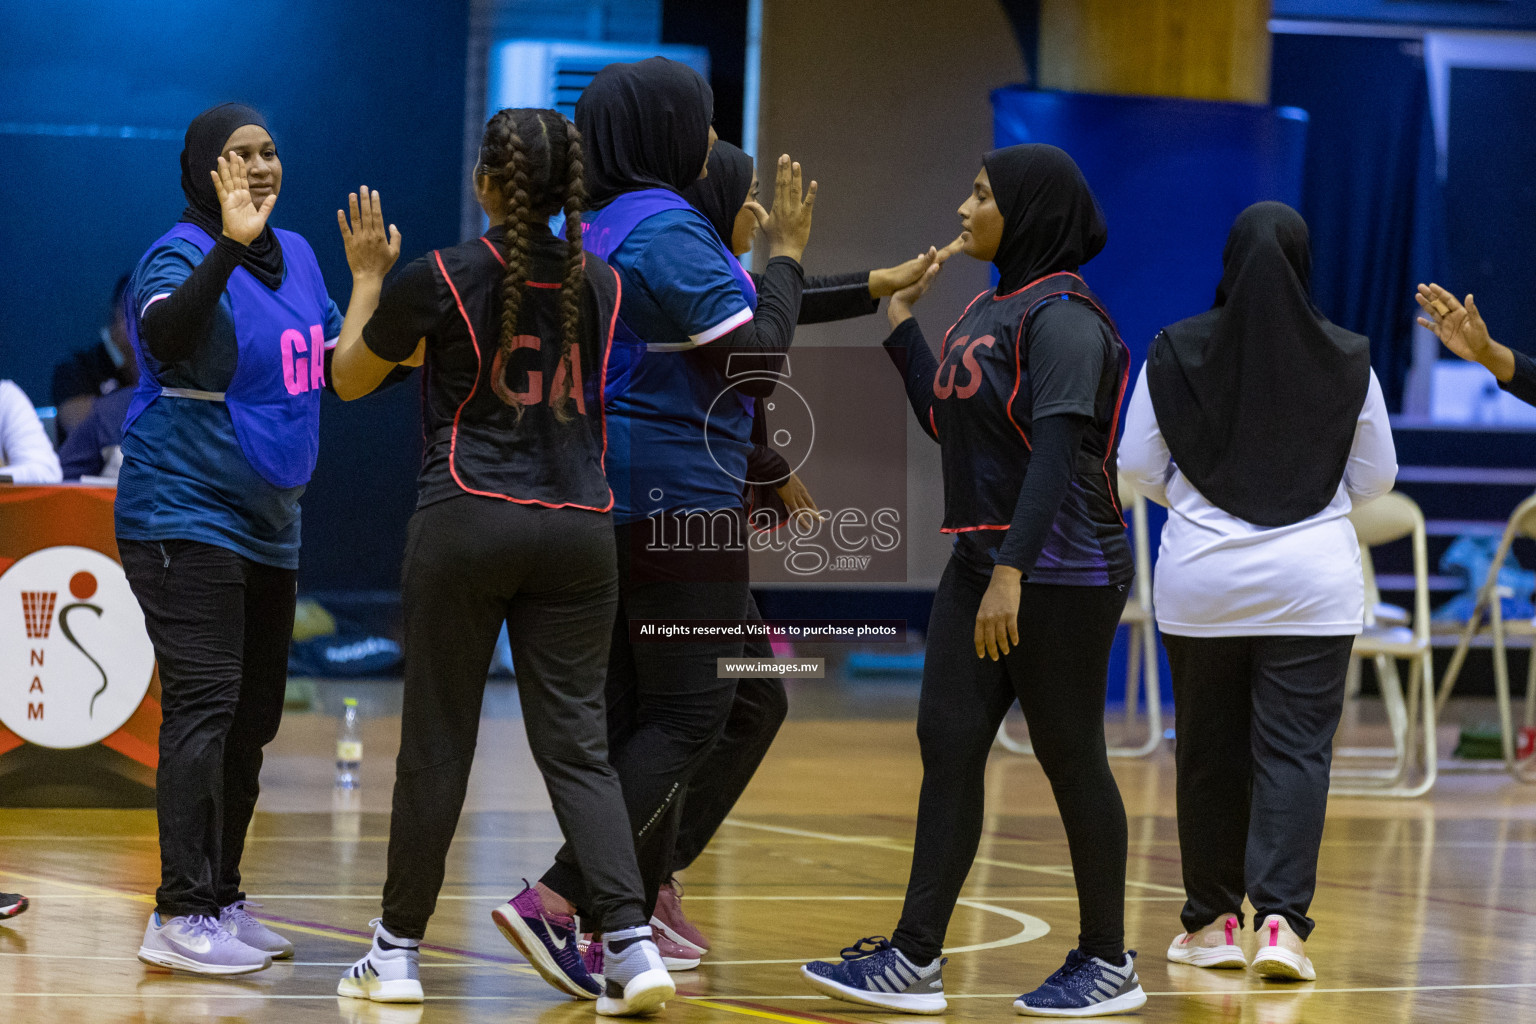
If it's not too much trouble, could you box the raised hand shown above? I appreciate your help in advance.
[763,154,817,262]
[1415,283,1512,381]
[870,236,966,299]
[336,186,402,283]
[886,253,945,329]
[212,153,275,246]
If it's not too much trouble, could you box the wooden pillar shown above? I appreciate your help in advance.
[1037,0,1272,103]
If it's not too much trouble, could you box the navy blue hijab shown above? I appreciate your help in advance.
[576,57,714,208]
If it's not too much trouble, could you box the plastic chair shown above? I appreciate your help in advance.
[1332,492,1438,797]
[1433,492,1536,781]
[996,474,1164,758]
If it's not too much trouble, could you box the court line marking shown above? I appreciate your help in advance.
[10,981,1536,1000]
[723,818,1186,894]
[9,893,1186,902]
[683,997,865,1024]
[0,867,535,973]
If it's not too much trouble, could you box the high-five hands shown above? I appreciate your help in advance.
[1415,283,1512,382]
[886,234,964,329]
[760,154,817,263]
[337,187,402,284]
[872,233,967,301]
[212,154,276,246]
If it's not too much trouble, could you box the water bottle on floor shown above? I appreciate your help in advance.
[336,697,362,789]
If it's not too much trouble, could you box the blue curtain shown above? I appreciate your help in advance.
[1271,34,1445,409]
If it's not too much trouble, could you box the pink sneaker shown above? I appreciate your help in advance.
[654,929,700,971]
[1167,913,1247,969]
[585,929,696,973]
[651,879,709,958]
[579,934,604,978]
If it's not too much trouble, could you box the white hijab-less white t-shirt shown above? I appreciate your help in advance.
[0,380,62,484]
[1118,364,1397,637]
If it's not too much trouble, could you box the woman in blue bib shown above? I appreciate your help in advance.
[117,103,400,976]
[524,58,817,979]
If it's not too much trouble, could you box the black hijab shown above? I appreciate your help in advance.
[178,102,284,289]
[575,57,714,208]
[1147,201,1371,527]
[682,140,753,248]
[981,144,1107,294]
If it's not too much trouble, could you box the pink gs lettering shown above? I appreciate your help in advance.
[934,334,996,400]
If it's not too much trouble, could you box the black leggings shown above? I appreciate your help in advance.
[541,515,748,917]
[892,556,1130,964]
[120,538,295,919]
[670,593,788,873]
[380,496,647,937]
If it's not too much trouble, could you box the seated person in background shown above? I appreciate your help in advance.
[0,379,63,483]
[58,382,133,480]
[52,275,136,441]
[1416,284,1536,405]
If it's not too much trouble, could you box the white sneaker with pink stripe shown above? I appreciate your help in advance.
[1166,913,1248,969]
[1251,915,1316,981]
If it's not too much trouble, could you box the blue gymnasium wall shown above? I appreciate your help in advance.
[0,1,469,591]
[990,89,1308,368]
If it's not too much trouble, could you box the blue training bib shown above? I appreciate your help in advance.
[124,223,331,489]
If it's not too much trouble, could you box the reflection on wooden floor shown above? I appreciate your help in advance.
[3,702,1536,1023]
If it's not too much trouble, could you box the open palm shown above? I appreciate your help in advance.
[1416,283,1491,363]
[212,153,274,246]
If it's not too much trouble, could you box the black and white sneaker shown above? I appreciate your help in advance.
[801,936,947,1014]
[337,919,423,1003]
[1014,949,1147,1017]
[0,892,27,920]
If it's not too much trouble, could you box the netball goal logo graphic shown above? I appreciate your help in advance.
[0,546,155,749]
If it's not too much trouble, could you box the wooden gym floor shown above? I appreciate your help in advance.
[3,681,1536,1024]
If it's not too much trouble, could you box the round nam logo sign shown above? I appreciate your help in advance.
[0,546,155,749]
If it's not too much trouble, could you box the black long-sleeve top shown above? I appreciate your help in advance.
[1500,350,1536,408]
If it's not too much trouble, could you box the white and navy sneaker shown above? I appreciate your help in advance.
[1014,949,1147,1017]
[596,925,675,1017]
[220,900,294,959]
[337,919,423,1003]
[0,892,27,919]
[138,911,271,976]
[800,936,947,1014]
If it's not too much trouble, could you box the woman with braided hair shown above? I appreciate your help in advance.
[328,107,673,1017]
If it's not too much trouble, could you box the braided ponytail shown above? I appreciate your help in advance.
[498,133,534,361]
[557,119,588,401]
[478,108,590,421]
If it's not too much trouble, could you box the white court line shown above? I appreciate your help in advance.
[723,818,1186,894]
[0,952,486,967]
[14,893,1186,901]
[10,982,1536,1000]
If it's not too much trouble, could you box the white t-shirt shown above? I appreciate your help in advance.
[1117,364,1397,637]
[0,380,62,484]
